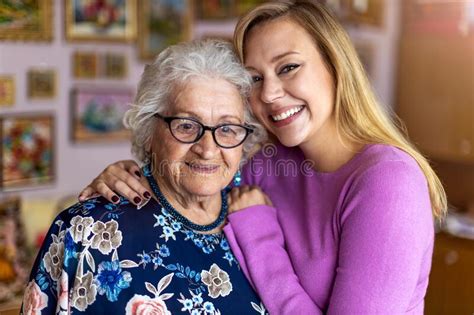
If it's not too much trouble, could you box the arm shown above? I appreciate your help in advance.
[225,161,433,314]
[225,186,323,314]
[78,160,152,206]
[224,205,323,315]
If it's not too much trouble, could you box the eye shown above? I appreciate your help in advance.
[217,125,240,137]
[279,64,300,74]
[251,75,263,83]
[174,121,199,134]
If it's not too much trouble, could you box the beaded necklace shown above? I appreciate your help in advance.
[143,164,228,232]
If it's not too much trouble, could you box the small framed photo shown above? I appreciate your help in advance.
[0,196,30,302]
[27,69,56,99]
[0,76,15,107]
[71,86,133,143]
[65,0,137,42]
[138,0,193,60]
[73,51,98,79]
[0,0,53,41]
[0,114,55,190]
[104,53,127,79]
[344,0,384,27]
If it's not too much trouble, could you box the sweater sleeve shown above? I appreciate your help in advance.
[224,206,323,315]
[327,160,434,314]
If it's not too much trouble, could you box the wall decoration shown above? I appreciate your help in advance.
[104,53,127,79]
[71,86,133,142]
[0,0,53,41]
[0,196,30,303]
[27,69,56,99]
[235,0,268,16]
[65,0,137,42]
[73,51,98,79]
[345,0,384,27]
[196,0,234,19]
[0,114,55,190]
[0,76,15,107]
[138,0,193,60]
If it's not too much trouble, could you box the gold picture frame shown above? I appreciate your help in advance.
[104,53,127,79]
[72,51,98,79]
[0,76,15,107]
[344,0,384,27]
[0,0,53,41]
[65,0,137,42]
[138,0,193,60]
[27,69,56,99]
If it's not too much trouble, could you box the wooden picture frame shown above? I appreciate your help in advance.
[27,69,56,99]
[73,51,98,79]
[70,86,133,143]
[344,0,384,27]
[0,76,15,107]
[65,0,137,42]
[104,53,127,79]
[0,0,53,41]
[196,0,235,20]
[138,0,193,60]
[0,114,55,190]
[0,196,29,303]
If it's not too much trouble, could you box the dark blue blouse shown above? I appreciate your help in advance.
[22,196,267,314]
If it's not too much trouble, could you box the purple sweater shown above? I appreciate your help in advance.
[223,144,434,314]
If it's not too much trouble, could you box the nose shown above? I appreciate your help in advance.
[190,130,220,159]
[260,76,284,104]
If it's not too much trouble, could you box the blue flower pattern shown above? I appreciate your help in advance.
[22,196,266,314]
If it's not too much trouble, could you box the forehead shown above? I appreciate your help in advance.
[244,17,317,65]
[170,77,244,118]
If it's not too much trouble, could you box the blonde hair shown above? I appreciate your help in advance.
[234,0,447,219]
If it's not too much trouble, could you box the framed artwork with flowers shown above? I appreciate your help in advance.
[0,113,55,190]
[0,0,53,41]
[138,0,193,60]
[65,0,137,42]
[70,86,133,143]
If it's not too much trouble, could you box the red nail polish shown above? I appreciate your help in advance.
[112,195,119,203]
[143,191,151,199]
[134,197,142,204]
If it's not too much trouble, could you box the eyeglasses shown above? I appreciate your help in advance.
[154,113,254,149]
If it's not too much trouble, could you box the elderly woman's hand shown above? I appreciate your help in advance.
[227,186,273,214]
[78,160,152,206]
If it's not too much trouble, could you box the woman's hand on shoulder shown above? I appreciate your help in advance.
[78,160,152,206]
[227,185,273,214]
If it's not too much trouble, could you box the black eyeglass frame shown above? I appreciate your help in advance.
[154,113,254,149]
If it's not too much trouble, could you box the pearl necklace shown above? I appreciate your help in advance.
[143,164,228,232]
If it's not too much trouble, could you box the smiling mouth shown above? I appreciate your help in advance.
[185,162,220,174]
[270,106,304,122]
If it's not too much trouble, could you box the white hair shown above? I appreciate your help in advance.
[123,39,267,163]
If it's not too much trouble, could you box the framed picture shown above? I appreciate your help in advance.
[0,76,15,107]
[104,53,127,79]
[235,0,268,16]
[344,0,384,27]
[0,196,30,303]
[196,0,235,20]
[0,114,55,190]
[27,69,56,99]
[0,0,53,41]
[138,0,193,60]
[71,86,133,142]
[65,0,137,42]
[73,51,98,79]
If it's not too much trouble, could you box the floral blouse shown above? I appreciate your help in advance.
[21,197,267,314]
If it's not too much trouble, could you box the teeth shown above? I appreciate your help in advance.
[272,106,303,122]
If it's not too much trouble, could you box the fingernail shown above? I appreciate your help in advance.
[135,171,141,178]
[112,195,119,203]
[143,191,151,199]
[78,194,84,201]
[133,196,142,204]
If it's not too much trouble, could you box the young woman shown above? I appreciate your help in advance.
[79,1,446,313]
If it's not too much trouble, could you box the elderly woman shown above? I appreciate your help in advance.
[21,40,267,314]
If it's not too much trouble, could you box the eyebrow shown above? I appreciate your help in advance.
[246,51,300,71]
[172,111,242,123]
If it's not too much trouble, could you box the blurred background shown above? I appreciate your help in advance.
[0,0,472,314]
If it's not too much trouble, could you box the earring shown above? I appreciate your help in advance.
[233,169,242,187]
